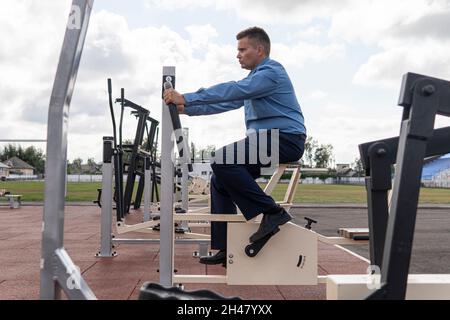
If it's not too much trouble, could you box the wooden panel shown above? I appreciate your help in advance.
[227,222,318,285]
[327,274,450,300]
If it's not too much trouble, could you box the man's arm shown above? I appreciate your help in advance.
[183,100,244,116]
[183,66,278,106]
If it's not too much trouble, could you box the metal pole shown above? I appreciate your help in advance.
[97,137,115,257]
[159,66,176,286]
[143,156,152,222]
[40,0,95,300]
[181,128,189,212]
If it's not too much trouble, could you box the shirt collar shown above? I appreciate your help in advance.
[249,57,270,75]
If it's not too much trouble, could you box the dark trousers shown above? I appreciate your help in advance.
[210,131,305,250]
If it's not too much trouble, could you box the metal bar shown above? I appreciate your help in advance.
[173,275,227,284]
[112,238,210,245]
[97,138,115,257]
[367,75,441,299]
[134,170,145,209]
[364,142,392,269]
[181,129,190,212]
[180,129,190,230]
[160,66,176,286]
[174,213,246,222]
[40,0,94,300]
[54,248,96,300]
[143,157,152,222]
[376,128,428,299]
[123,110,148,213]
[359,126,450,171]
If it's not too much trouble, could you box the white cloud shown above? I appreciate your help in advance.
[186,24,219,49]
[331,1,450,88]
[304,90,327,101]
[0,0,71,150]
[145,0,450,91]
[5,7,248,162]
[144,0,232,11]
[145,0,347,24]
[271,41,345,70]
[353,40,450,88]
[5,0,450,165]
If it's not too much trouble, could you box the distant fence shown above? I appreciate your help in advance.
[5,174,39,181]
[422,180,450,188]
[422,170,450,188]
[8,174,450,188]
[67,174,102,182]
[256,177,366,185]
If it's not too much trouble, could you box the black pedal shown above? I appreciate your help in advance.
[175,227,185,234]
[304,217,317,230]
[245,227,280,257]
[153,223,184,233]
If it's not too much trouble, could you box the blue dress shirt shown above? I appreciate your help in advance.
[182,58,306,136]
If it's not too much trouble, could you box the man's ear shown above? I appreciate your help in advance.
[257,44,265,56]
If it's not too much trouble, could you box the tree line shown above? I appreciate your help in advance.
[1,137,360,175]
[191,136,337,169]
[0,144,45,174]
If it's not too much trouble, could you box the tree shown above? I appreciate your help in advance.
[190,142,196,162]
[69,158,83,174]
[197,145,216,162]
[314,144,334,168]
[303,136,318,168]
[352,157,365,176]
[87,158,98,173]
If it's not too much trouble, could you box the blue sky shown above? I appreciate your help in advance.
[2,0,450,165]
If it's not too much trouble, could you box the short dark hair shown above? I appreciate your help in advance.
[236,27,271,56]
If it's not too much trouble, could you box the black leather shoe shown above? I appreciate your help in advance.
[199,250,226,265]
[249,210,292,243]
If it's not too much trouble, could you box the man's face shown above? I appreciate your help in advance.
[237,37,263,70]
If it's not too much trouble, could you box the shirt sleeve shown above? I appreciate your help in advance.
[183,100,244,116]
[183,65,279,107]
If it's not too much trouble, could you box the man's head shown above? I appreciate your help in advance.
[236,27,271,70]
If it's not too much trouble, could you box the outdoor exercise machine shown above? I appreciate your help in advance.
[94,79,160,218]
[39,0,329,300]
[38,0,385,300]
[327,73,450,299]
[40,0,95,299]
[158,67,367,287]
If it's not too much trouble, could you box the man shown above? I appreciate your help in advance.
[163,27,306,266]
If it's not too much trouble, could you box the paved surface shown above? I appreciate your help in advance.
[0,204,371,300]
[290,205,450,274]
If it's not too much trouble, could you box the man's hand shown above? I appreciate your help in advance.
[163,88,186,106]
[176,105,185,114]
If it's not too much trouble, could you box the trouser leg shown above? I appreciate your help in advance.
[209,131,306,250]
[210,174,236,250]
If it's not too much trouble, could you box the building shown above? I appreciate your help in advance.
[336,163,358,177]
[4,157,35,176]
[0,162,10,179]
[191,162,213,180]
[421,154,450,187]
